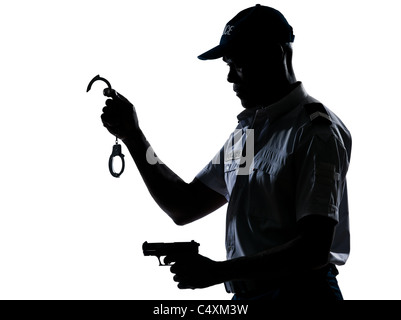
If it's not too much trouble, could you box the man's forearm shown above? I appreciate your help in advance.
[217,217,334,285]
[218,237,306,284]
[121,129,194,223]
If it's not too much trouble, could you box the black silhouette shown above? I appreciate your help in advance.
[143,241,200,266]
[100,5,351,300]
[87,75,125,177]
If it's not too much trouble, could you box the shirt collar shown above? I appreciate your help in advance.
[237,82,308,127]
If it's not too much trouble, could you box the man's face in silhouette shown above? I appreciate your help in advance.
[223,44,284,109]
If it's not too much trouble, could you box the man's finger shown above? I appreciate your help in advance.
[103,89,131,105]
[164,255,179,266]
[105,99,114,107]
[177,282,195,290]
[103,88,116,98]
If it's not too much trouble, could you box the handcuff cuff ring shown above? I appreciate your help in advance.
[109,139,125,178]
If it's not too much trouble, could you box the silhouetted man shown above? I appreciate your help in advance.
[101,5,351,300]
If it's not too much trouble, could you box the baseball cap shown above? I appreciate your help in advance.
[198,4,294,60]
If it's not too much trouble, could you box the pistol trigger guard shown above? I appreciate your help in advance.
[109,143,125,178]
[158,257,171,267]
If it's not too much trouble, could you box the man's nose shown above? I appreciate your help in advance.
[227,67,241,83]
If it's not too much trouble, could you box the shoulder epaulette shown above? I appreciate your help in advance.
[304,103,332,125]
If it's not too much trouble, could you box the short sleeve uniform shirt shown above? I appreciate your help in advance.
[196,83,352,293]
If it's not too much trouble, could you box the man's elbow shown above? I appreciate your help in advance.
[304,248,331,271]
[172,216,190,226]
[169,208,207,226]
[311,254,331,270]
[297,238,332,271]
[167,208,196,226]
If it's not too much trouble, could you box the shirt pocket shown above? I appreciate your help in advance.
[248,160,294,224]
[252,160,278,176]
[251,158,293,200]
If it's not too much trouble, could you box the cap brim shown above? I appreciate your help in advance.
[197,43,227,60]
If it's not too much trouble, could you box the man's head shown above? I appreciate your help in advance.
[198,4,297,109]
[198,4,294,61]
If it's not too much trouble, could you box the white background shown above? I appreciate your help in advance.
[0,0,400,300]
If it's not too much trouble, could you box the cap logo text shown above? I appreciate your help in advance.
[223,25,234,36]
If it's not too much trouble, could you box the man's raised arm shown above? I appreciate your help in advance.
[100,90,227,225]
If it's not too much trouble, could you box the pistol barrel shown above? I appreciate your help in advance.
[142,241,200,266]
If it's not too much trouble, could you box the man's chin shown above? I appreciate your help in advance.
[240,98,257,109]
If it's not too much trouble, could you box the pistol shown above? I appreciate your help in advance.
[142,240,200,266]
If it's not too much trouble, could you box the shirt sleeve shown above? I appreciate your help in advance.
[295,127,350,222]
[195,146,229,201]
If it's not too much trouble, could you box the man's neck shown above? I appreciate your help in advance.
[251,81,299,109]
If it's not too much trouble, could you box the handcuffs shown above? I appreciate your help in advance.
[87,75,125,178]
